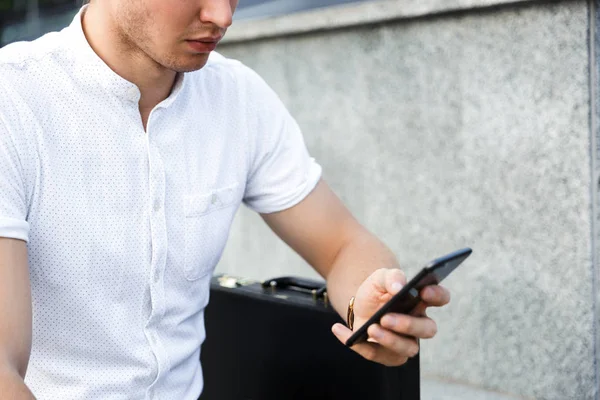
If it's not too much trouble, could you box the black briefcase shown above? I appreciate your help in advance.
[199,274,420,400]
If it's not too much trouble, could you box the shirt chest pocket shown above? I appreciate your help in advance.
[183,183,241,281]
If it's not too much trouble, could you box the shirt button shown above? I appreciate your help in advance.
[151,332,160,346]
[153,201,161,212]
[126,87,139,102]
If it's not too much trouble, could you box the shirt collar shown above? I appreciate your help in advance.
[65,5,186,107]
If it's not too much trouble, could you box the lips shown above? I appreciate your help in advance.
[186,40,218,53]
[190,36,222,42]
[185,36,222,53]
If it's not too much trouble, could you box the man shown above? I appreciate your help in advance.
[0,0,450,398]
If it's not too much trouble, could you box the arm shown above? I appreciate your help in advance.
[262,179,397,316]
[0,238,35,399]
[262,179,449,366]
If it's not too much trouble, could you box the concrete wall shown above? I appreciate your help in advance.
[216,1,598,399]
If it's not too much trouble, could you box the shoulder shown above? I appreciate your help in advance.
[0,29,71,121]
[0,29,66,70]
[0,29,70,104]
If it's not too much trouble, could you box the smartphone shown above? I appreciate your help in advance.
[345,247,472,347]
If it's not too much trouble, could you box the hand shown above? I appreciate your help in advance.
[331,268,451,366]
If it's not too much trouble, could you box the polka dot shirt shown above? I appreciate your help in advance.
[0,7,321,400]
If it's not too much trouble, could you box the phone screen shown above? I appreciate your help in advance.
[345,248,472,347]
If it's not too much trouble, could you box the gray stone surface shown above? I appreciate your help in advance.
[421,377,528,400]
[217,1,596,399]
[593,1,600,397]
[223,0,537,43]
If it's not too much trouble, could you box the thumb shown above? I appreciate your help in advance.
[382,268,407,295]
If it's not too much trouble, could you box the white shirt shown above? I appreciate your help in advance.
[0,7,321,399]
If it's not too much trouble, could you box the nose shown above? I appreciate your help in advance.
[199,0,234,29]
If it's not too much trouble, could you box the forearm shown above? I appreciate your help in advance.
[260,181,402,321]
[0,238,34,399]
[0,368,35,399]
[325,229,401,321]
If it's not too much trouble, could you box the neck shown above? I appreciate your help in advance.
[81,4,177,111]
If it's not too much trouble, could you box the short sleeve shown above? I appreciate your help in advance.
[241,67,322,214]
[0,114,29,241]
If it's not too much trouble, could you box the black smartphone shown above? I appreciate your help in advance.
[345,247,472,347]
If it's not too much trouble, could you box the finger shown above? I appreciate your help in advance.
[332,323,386,361]
[380,313,438,339]
[411,286,450,316]
[419,285,451,307]
[372,268,389,294]
[384,268,407,294]
[353,336,409,367]
[332,323,409,367]
[410,301,428,317]
[331,322,354,344]
[367,324,420,359]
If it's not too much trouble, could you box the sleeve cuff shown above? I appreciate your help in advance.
[0,217,29,242]
[245,159,323,214]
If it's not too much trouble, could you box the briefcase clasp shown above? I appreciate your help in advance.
[261,276,328,302]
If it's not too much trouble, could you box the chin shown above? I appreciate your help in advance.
[168,54,211,73]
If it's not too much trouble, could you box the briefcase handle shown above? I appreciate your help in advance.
[261,276,327,299]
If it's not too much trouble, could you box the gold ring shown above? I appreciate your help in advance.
[347,296,355,330]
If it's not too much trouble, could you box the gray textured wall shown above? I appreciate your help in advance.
[217,1,597,399]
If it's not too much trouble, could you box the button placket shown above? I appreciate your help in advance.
[147,144,167,309]
[144,127,171,384]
